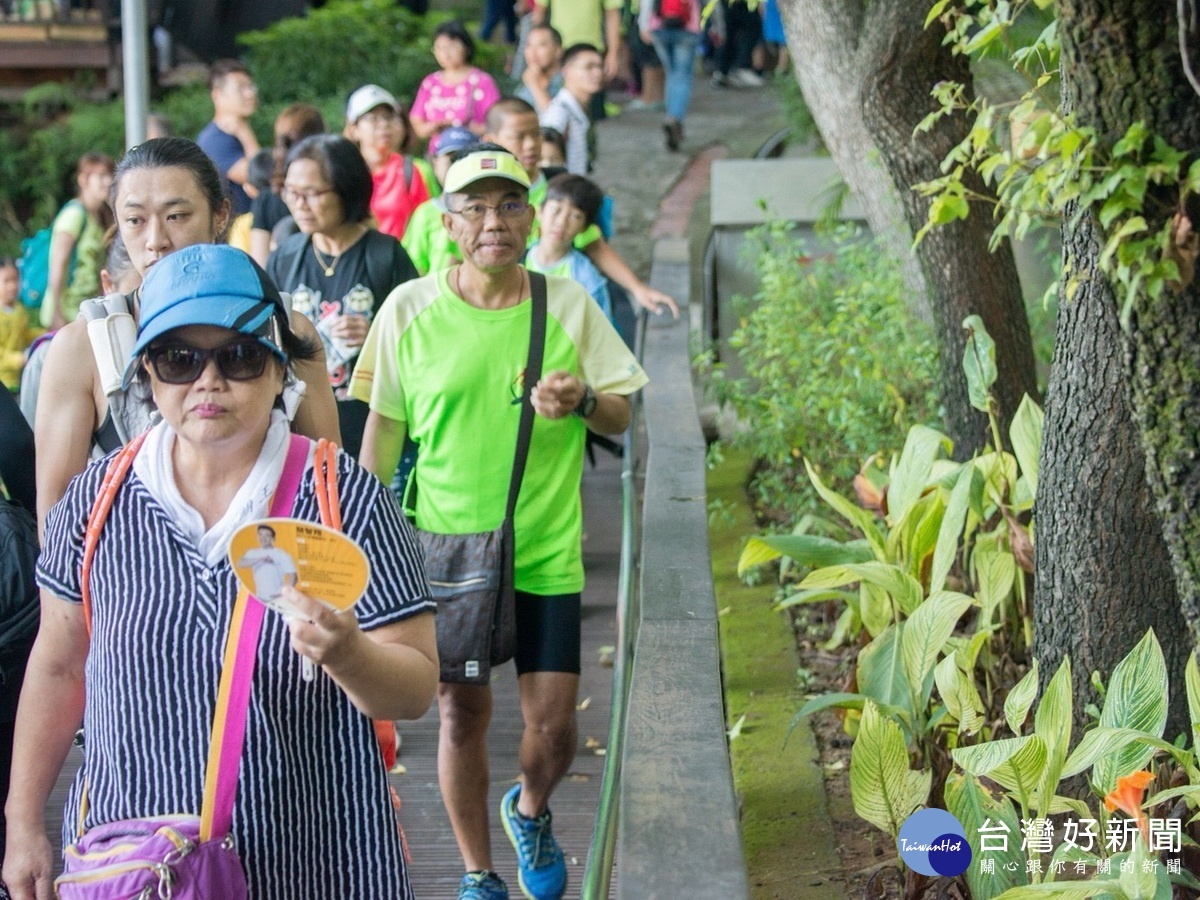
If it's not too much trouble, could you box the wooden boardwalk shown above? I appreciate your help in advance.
[43,451,624,897]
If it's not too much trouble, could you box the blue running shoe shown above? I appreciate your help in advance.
[500,784,567,900]
[458,870,509,900]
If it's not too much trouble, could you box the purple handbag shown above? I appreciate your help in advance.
[53,435,311,899]
[55,817,248,899]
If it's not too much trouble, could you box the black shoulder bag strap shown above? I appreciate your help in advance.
[283,234,312,291]
[505,271,547,521]
[490,271,545,659]
[363,230,400,299]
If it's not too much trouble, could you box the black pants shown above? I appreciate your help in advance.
[480,0,518,43]
[717,0,762,75]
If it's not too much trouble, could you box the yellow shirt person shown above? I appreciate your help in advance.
[0,260,41,391]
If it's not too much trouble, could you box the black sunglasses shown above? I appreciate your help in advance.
[146,339,273,384]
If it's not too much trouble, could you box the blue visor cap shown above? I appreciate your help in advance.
[436,126,478,157]
[122,244,288,388]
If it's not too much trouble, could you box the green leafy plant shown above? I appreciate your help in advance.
[741,319,1047,895]
[0,92,125,254]
[743,316,1039,655]
[706,221,940,524]
[948,632,1200,899]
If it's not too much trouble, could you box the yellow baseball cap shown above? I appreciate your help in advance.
[443,150,531,194]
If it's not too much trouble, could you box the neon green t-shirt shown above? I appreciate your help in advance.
[538,0,623,50]
[414,157,441,199]
[401,198,459,276]
[43,200,104,326]
[349,268,647,594]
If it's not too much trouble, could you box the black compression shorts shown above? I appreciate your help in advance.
[514,590,582,675]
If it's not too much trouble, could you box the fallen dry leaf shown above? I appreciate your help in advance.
[1004,511,1035,574]
[854,474,884,515]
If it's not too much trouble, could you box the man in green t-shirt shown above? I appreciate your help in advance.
[532,0,624,80]
[351,147,646,900]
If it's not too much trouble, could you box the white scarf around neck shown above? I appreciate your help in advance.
[132,409,311,568]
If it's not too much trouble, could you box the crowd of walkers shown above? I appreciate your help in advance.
[0,2,787,897]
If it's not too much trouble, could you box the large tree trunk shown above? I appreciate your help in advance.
[1060,0,1200,642]
[1034,0,1196,733]
[1034,211,1187,732]
[776,3,929,320]
[779,0,1039,455]
[859,7,1039,457]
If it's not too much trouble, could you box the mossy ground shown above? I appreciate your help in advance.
[708,449,846,898]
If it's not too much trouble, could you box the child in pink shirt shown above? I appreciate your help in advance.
[410,21,501,156]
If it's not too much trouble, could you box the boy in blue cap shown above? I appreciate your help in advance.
[401,126,478,275]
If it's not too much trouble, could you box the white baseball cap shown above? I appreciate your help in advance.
[346,84,399,124]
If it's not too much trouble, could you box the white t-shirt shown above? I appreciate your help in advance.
[237,546,297,598]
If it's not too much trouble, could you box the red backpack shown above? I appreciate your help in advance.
[656,0,693,24]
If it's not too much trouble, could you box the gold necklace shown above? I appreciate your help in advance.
[312,241,339,278]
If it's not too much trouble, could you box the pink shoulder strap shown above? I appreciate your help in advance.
[201,433,310,840]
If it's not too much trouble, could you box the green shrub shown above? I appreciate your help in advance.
[0,84,125,254]
[239,0,509,111]
[770,75,820,151]
[153,85,222,146]
[709,222,940,523]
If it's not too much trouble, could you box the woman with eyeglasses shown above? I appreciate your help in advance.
[248,103,327,266]
[268,135,419,458]
[31,136,341,533]
[3,244,437,900]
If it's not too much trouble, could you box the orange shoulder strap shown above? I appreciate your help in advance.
[313,439,397,772]
[80,431,149,636]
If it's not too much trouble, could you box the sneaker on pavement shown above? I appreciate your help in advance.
[711,71,729,87]
[730,68,765,87]
[663,118,682,151]
[459,870,509,900]
[500,784,567,900]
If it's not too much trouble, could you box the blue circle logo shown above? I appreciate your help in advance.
[898,808,972,876]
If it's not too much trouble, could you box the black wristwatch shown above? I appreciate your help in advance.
[572,382,597,418]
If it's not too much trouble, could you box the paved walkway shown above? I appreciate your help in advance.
[591,74,788,267]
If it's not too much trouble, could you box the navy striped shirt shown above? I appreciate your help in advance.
[38,451,435,898]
